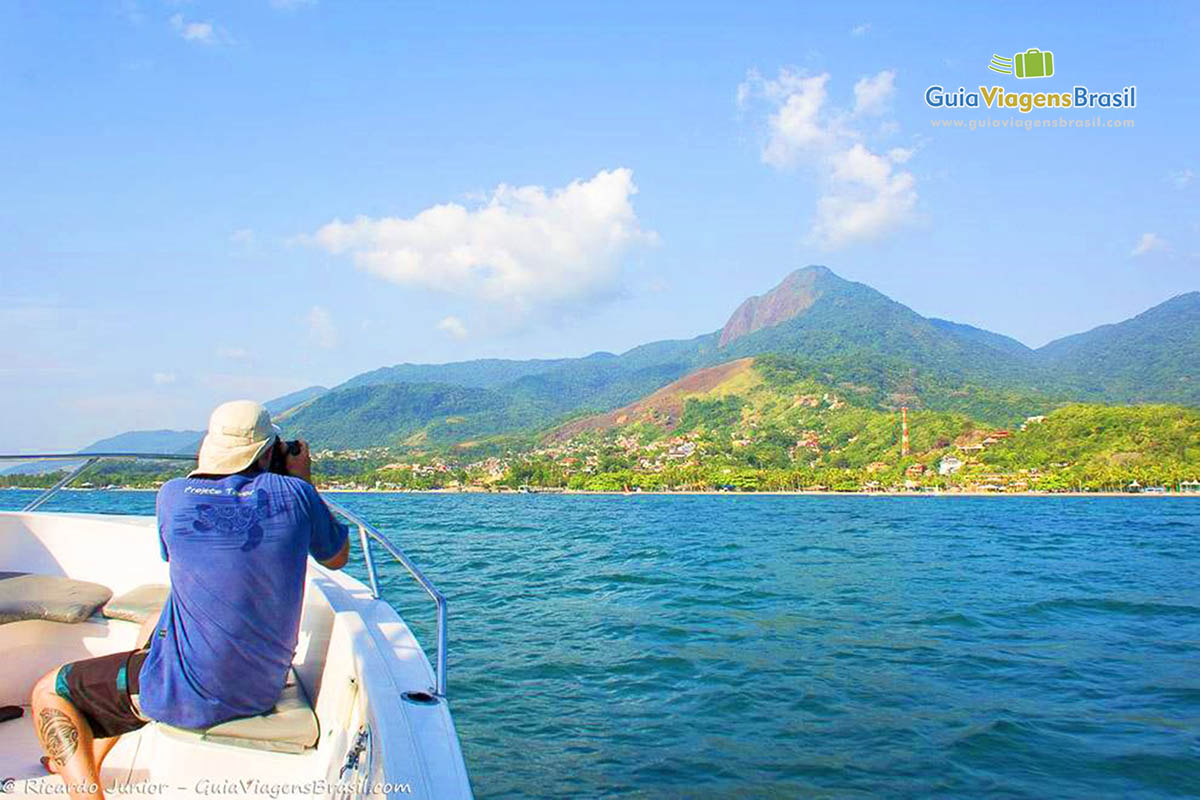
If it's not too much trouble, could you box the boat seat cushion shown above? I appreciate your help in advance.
[0,572,113,625]
[102,584,170,624]
[159,669,318,754]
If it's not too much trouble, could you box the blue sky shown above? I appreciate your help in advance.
[1,1,1196,451]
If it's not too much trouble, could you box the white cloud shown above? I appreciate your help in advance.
[437,316,468,340]
[170,13,216,44]
[739,70,837,168]
[1131,232,1169,257]
[306,306,337,349]
[309,168,656,320]
[1168,168,1194,188]
[850,23,871,37]
[853,70,895,116]
[738,68,917,249]
[153,372,177,385]
[216,347,250,361]
[814,145,917,249]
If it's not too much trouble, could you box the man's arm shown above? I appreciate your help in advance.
[320,538,350,570]
[286,440,351,570]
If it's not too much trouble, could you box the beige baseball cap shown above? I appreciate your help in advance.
[190,400,281,477]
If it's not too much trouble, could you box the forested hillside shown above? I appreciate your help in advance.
[84,267,1199,455]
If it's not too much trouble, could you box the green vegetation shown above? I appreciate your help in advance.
[1037,292,1200,406]
[8,398,1197,494]
[70,267,1200,490]
[481,361,1200,494]
[0,460,192,489]
[978,404,1200,489]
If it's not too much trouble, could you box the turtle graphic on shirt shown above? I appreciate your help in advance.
[192,489,275,551]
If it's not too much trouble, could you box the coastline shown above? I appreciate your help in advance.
[3,487,1195,498]
[316,488,1200,498]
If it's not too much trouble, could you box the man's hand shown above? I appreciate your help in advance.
[286,440,313,484]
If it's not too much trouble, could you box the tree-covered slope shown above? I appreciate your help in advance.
[532,357,1200,492]
[1035,292,1200,405]
[339,356,597,391]
[79,429,203,454]
[980,404,1200,480]
[78,267,1199,453]
[928,318,1037,360]
[717,267,1048,390]
[264,385,328,416]
[282,382,514,449]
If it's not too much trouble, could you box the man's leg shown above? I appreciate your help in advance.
[93,736,119,766]
[43,738,120,776]
[31,668,105,800]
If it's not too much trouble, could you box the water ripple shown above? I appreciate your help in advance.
[5,490,1198,799]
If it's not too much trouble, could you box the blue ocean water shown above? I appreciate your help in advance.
[4,490,1198,799]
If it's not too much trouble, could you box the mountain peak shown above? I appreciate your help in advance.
[719,265,839,347]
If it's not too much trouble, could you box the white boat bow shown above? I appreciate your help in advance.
[0,453,473,799]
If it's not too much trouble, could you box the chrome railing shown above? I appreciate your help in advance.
[322,498,448,697]
[0,452,449,698]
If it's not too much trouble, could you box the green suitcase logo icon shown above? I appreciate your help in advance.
[1014,48,1054,78]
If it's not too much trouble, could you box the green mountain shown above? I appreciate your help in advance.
[928,318,1036,360]
[1036,291,1200,405]
[80,429,203,455]
[264,385,328,416]
[78,267,1198,453]
[276,266,1197,449]
[68,386,331,459]
[529,355,1200,493]
[283,383,510,449]
[715,267,1052,404]
[341,356,595,391]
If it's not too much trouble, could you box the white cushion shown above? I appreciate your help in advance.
[0,573,112,625]
[158,669,318,754]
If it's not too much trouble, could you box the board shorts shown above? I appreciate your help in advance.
[54,649,150,739]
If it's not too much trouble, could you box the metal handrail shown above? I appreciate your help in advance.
[0,451,449,697]
[323,498,448,697]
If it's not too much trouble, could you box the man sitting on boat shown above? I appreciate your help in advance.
[31,400,350,798]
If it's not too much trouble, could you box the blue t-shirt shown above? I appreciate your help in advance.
[138,470,349,729]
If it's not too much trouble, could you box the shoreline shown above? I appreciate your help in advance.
[3,487,1195,498]
[340,489,1198,497]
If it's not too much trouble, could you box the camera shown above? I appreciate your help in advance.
[269,438,303,475]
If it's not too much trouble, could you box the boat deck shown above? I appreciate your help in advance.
[2,709,330,796]
[1,705,143,788]
[0,508,472,798]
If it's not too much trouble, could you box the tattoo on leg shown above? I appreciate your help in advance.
[37,708,80,768]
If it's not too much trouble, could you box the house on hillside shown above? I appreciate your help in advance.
[939,456,964,476]
[668,441,697,459]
